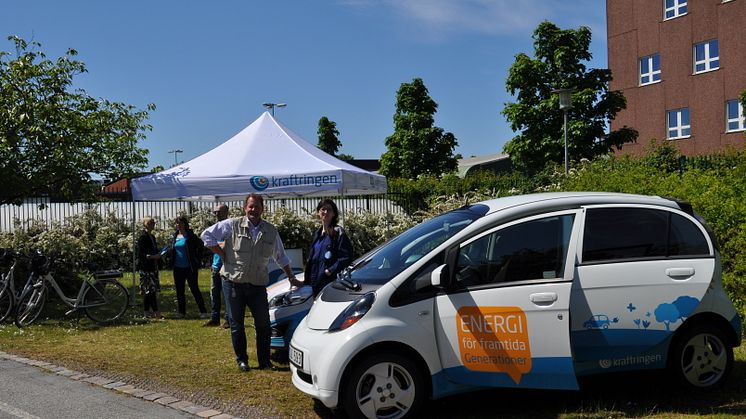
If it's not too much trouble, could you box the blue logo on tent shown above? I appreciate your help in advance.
[250,176,269,191]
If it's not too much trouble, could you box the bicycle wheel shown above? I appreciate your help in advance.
[15,284,47,327]
[0,285,13,323]
[83,280,129,323]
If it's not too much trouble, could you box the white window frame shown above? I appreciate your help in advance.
[664,0,688,20]
[726,100,745,132]
[667,108,691,140]
[639,54,661,86]
[694,40,720,74]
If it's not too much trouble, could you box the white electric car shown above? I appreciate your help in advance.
[289,192,742,419]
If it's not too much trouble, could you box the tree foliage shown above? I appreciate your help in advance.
[380,78,458,179]
[0,36,154,205]
[317,116,341,156]
[502,21,637,173]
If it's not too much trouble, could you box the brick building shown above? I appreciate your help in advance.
[607,0,746,156]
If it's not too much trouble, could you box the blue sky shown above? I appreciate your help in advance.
[2,0,607,170]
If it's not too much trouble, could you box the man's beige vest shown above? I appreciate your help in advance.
[221,217,278,285]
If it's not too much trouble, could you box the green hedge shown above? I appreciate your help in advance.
[2,144,744,319]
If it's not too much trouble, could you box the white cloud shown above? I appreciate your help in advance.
[340,0,604,40]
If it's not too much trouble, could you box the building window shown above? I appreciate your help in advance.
[726,100,745,132]
[640,54,661,85]
[664,0,687,19]
[694,40,720,73]
[667,108,691,139]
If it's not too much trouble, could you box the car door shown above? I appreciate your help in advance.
[571,205,715,375]
[432,210,580,393]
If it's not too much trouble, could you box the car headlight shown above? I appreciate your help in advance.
[269,286,313,308]
[329,292,375,332]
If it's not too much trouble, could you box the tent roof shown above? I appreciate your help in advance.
[131,112,387,201]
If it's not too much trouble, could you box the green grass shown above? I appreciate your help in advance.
[1,270,745,418]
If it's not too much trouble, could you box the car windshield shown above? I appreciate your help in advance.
[347,204,489,285]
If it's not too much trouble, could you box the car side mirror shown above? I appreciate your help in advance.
[430,264,448,287]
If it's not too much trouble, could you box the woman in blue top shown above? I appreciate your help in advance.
[303,199,354,296]
[171,215,208,318]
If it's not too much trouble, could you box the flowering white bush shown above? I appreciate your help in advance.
[0,197,487,284]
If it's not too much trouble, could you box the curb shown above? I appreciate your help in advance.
[0,351,240,419]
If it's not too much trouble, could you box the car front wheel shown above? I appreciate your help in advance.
[669,324,733,389]
[342,352,425,419]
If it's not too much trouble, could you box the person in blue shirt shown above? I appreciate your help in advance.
[303,199,354,296]
[203,204,230,327]
[170,215,208,318]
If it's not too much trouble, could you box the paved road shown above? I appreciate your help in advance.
[0,358,196,419]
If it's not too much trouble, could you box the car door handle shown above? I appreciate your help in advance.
[530,292,558,306]
[666,267,695,279]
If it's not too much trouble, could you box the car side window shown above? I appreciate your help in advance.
[455,214,575,287]
[668,213,710,256]
[583,208,710,263]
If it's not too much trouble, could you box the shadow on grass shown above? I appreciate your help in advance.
[311,359,746,418]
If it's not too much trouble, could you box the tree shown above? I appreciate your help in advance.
[337,153,354,161]
[317,116,341,156]
[654,302,680,331]
[380,78,458,179]
[502,21,637,173]
[0,36,153,205]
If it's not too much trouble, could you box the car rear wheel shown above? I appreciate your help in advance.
[668,324,733,389]
[341,352,425,419]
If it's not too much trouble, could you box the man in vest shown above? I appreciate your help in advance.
[201,193,301,371]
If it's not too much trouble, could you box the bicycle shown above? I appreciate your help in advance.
[14,250,130,327]
[0,248,21,323]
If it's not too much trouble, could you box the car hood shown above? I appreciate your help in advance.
[305,297,352,330]
[266,272,306,300]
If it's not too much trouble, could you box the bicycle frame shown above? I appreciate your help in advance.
[1,255,20,298]
[40,273,111,311]
[1,262,14,292]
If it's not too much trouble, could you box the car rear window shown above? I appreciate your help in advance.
[582,207,710,262]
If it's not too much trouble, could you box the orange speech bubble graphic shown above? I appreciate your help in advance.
[456,306,531,384]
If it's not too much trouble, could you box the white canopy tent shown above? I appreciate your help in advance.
[131,112,387,201]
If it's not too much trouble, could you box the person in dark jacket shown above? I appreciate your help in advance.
[171,215,208,318]
[303,199,354,296]
[136,217,162,318]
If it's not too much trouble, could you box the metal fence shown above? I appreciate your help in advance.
[0,193,416,233]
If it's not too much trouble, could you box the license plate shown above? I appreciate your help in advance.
[289,345,303,369]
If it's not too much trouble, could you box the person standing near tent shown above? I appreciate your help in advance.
[171,215,209,319]
[303,198,353,296]
[137,217,162,318]
[203,203,231,328]
[201,193,302,371]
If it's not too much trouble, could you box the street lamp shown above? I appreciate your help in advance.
[262,102,287,116]
[552,88,574,175]
[168,149,183,167]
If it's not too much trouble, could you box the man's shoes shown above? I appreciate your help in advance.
[203,319,220,327]
[238,361,249,372]
[221,320,231,329]
[199,312,210,319]
[257,362,279,371]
